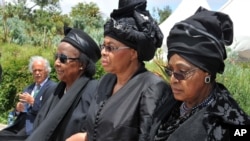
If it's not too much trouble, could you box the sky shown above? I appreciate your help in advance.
[60,0,229,16]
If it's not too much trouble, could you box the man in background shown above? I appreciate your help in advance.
[0,56,57,139]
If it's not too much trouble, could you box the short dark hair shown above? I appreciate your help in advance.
[79,52,96,79]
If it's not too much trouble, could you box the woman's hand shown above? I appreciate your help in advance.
[66,132,87,141]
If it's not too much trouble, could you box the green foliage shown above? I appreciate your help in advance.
[31,0,60,10]
[0,1,105,49]
[216,60,250,114]
[157,6,172,24]
[0,2,30,20]
[145,48,169,82]
[94,61,106,79]
[0,2,71,47]
[152,5,172,24]
[70,2,105,31]
[7,17,29,45]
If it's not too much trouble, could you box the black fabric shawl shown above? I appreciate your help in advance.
[149,83,250,141]
[26,76,93,141]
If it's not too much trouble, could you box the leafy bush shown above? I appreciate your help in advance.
[7,17,29,45]
[216,60,250,114]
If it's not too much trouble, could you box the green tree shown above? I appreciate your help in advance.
[0,2,30,42]
[30,0,60,10]
[70,2,104,31]
[152,5,172,24]
[157,6,172,24]
[69,2,105,44]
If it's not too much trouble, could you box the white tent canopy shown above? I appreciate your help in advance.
[159,0,211,53]
[219,0,250,60]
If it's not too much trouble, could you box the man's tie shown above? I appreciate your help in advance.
[33,84,41,98]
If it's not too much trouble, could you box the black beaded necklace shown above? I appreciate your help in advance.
[180,93,214,116]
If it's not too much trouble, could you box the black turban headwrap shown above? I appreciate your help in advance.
[104,0,163,61]
[61,27,101,63]
[167,7,233,76]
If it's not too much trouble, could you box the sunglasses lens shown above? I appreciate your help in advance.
[165,69,172,77]
[55,54,67,63]
[104,46,112,52]
[165,68,185,80]
[59,54,68,63]
[173,72,185,80]
[106,46,113,52]
[106,46,112,52]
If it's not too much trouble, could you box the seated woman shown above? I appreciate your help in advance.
[26,27,101,141]
[151,7,250,141]
[66,0,171,141]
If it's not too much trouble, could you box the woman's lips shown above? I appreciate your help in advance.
[171,88,182,94]
[101,60,108,66]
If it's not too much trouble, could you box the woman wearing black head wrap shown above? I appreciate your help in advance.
[25,27,101,141]
[66,0,171,141]
[149,7,250,141]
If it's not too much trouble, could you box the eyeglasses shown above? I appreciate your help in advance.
[54,53,79,64]
[100,45,129,52]
[165,67,198,80]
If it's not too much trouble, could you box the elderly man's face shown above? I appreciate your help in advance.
[32,61,48,84]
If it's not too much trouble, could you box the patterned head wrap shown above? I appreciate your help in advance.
[167,7,233,75]
[104,0,163,61]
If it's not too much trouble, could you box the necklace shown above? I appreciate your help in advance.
[180,94,214,116]
[192,94,214,110]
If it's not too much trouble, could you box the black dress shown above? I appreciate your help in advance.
[84,67,171,141]
[26,76,98,141]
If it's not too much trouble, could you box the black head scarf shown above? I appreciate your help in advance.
[61,27,101,63]
[167,7,233,75]
[104,0,163,61]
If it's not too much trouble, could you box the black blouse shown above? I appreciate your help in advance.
[85,68,171,141]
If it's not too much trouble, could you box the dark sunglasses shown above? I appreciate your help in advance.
[54,54,79,64]
[100,45,129,52]
[165,67,198,80]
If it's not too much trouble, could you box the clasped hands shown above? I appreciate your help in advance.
[16,92,34,112]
